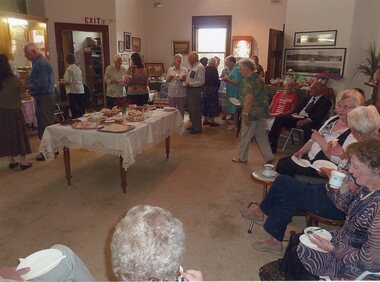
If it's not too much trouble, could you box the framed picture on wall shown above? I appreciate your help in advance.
[145,63,164,77]
[172,41,190,55]
[124,32,131,51]
[283,48,346,77]
[231,36,253,58]
[118,41,124,53]
[294,30,337,47]
[132,37,141,52]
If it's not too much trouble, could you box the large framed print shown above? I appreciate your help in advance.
[145,63,164,77]
[294,30,337,47]
[172,41,190,55]
[283,48,346,77]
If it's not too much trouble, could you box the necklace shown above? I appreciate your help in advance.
[360,188,380,201]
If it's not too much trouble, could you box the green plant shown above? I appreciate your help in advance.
[355,42,380,80]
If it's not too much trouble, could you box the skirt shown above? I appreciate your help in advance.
[202,86,219,117]
[0,108,31,157]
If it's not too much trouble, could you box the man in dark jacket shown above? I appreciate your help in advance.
[268,81,332,153]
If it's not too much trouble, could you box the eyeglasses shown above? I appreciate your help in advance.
[335,104,355,111]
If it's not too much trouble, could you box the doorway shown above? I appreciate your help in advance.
[265,28,284,83]
[55,22,110,109]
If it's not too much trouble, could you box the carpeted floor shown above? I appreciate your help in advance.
[0,117,309,280]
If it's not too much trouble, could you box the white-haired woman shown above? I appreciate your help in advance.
[167,54,187,119]
[242,105,380,257]
[266,76,298,130]
[104,54,127,108]
[232,58,274,164]
[111,205,203,281]
[202,57,220,126]
[276,88,364,177]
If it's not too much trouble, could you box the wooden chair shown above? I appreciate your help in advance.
[306,211,344,227]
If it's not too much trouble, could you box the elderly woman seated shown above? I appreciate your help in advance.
[241,105,380,256]
[111,205,203,281]
[260,138,380,280]
[276,88,364,177]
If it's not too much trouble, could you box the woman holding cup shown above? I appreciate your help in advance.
[241,105,380,255]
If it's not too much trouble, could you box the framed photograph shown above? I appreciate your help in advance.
[283,48,347,77]
[132,37,141,52]
[145,63,165,77]
[294,30,337,47]
[172,41,190,55]
[231,36,253,58]
[118,41,124,53]
[124,32,131,51]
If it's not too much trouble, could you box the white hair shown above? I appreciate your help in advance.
[111,205,185,281]
[335,88,364,108]
[208,57,217,66]
[174,53,183,60]
[113,54,122,62]
[348,105,380,138]
[238,58,255,71]
[23,42,40,53]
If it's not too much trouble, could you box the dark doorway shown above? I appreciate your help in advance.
[55,22,110,109]
[265,28,284,83]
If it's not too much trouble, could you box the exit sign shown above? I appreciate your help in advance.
[84,17,105,25]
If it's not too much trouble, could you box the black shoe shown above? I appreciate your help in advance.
[209,122,220,127]
[20,163,32,170]
[36,153,45,161]
[187,127,194,131]
[190,130,202,134]
[8,162,19,169]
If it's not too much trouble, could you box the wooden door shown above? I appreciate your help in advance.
[265,28,284,83]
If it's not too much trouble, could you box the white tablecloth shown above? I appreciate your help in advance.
[39,109,184,169]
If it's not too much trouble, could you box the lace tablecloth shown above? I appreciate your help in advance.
[22,98,37,124]
[39,109,184,169]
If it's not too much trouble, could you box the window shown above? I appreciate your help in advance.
[192,16,231,73]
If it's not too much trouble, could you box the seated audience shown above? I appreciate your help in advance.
[260,138,380,280]
[232,59,273,164]
[0,244,94,281]
[111,205,203,281]
[167,54,187,119]
[241,105,380,256]
[268,80,332,153]
[104,54,127,108]
[267,76,298,130]
[276,88,364,177]
[202,57,220,127]
[125,52,149,106]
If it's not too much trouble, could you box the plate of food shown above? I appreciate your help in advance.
[229,97,241,106]
[300,227,332,253]
[100,106,121,117]
[311,160,337,172]
[98,123,135,133]
[291,155,311,168]
[291,113,305,119]
[17,249,66,280]
[71,120,98,129]
[127,110,145,122]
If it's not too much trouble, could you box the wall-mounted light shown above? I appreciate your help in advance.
[232,36,253,58]
[7,18,28,26]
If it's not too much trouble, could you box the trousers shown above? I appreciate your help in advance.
[239,119,274,162]
[260,175,345,241]
[186,87,202,132]
[34,94,55,139]
[169,96,186,119]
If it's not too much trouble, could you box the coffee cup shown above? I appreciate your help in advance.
[262,164,275,177]
[328,170,346,189]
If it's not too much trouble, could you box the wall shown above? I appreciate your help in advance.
[144,0,287,71]
[26,0,117,81]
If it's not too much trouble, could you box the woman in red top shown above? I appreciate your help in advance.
[267,76,298,130]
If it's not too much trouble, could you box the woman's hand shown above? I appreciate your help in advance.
[319,167,333,178]
[326,142,345,158]
[309,234,334,252]
[293,150,303,159]
[310,129,324,144]
[184,270,204,281]
[0,267,30,281]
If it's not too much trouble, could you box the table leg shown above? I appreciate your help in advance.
[63,146,71,185]
[119,156,127,193]
[165,136,170,159]
[263,184,268,199]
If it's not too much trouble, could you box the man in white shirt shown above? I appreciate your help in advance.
[185,52,205,134]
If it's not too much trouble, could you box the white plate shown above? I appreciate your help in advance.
[299,234,329,253]
[312,160,337,172]
[163,107,176,112]
[291,155,311,168]
[17,249,66,280]
[300,227,332,253]
[229,97,241,106]
[304,227,332,241]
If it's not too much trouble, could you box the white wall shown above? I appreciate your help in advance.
[26,0,117,81]
[144,0,287,71]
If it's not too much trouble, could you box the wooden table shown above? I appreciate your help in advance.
[40,109,184,193]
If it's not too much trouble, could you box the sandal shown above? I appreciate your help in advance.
[232,157,247,163]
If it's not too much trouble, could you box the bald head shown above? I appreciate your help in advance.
[188,51,199,66]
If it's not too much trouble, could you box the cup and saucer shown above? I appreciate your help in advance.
[259,164,277,178]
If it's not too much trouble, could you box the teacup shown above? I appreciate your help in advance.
[262,164,275,177]
[328,170,346,189]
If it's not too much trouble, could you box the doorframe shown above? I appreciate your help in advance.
[54,22,110,104]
